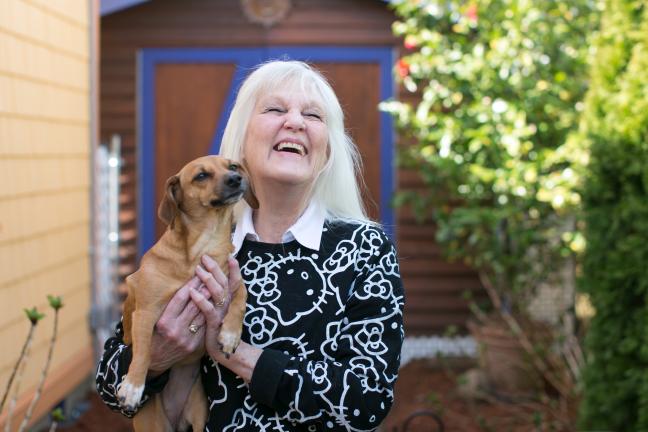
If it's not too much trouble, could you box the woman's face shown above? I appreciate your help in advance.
[242,86,329,191]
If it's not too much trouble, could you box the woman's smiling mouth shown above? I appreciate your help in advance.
[274,141,307,156]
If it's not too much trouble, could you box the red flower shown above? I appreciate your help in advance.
[404,35,418,50]
[397,59,410,79]
[465,3,478,23]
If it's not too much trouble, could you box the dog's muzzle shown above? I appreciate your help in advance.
[210,174,248,207]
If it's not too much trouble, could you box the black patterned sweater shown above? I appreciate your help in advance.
[96,221,405,431]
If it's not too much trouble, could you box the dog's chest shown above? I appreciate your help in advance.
[190,234,228,262]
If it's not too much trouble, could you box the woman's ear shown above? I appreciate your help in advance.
[158,175,182,228]
[239,159,259,209]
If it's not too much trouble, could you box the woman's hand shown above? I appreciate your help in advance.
[190,256,263,382]
[189,255,241,358]
[148,277,210,376]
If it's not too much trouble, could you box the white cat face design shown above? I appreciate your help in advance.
[265,254,327,326]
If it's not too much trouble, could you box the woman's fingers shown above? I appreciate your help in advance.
[189,313,206,328]
[189,289,217,320]
[196,265,227,306]
[161,276,201,318]
[190,256,240,335]
[178,284,210,323]
[186,285,209,328]
[190,257,245,357]
[201,255,228,287]
[158,280,210,344]
[190,280,229,328]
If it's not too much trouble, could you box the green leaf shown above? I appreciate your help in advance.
[24,307,45,324]
[47,295,64,310]
[51,407,65,422]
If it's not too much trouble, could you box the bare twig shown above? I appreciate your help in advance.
[477,272,572,398]
[0,325,36,414]
[562,336,582,382]
[4,308,44,432]
[3,339,32,432]
[468,301,489,324]
[18,297,63,432]
[568,333,585,369]
[471,272,582,430]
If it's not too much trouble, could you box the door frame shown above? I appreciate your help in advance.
[137,46,395,257]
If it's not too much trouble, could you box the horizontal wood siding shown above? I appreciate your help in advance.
[101,0,482,335]
[0,0,93,429]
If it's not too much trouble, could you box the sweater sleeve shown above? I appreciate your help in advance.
[95,320,170,417]
[248,228,405,431]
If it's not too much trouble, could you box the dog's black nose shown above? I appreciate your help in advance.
[225,173,242,188]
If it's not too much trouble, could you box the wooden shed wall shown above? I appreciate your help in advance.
[101,0,481,335]
[0,0,93,429]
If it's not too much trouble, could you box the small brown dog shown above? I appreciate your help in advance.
[117,155,257,431]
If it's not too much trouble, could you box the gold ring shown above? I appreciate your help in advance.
[188,324,199,334]
[215,297,225,307]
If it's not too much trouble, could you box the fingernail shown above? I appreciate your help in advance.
[196,265,206,274]
[202,255,215,265]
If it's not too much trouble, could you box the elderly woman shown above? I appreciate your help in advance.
[96,60,404,431]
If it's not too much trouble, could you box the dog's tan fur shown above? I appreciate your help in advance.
[117,155,257,431]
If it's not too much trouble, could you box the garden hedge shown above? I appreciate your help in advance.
[579,1,648,430]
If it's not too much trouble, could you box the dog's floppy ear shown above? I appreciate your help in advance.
[158,175,182,228]
[239,159,259,209]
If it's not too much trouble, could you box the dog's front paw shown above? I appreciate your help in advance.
[218,329,241,357]
[117,377,145,411]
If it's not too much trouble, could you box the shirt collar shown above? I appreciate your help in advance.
[232,201,326,255]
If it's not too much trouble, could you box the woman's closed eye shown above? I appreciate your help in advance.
[263,107,285,114]
[304,112,323,121]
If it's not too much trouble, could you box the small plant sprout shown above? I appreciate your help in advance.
[48,407,65,432]
[24,307,46,325]
[47,295,63,311]
[18,296,64,432]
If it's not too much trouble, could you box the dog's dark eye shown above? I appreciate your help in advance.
[193,172,211,182]
[228,164,239,171]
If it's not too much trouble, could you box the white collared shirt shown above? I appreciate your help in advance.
[232,201,327,255]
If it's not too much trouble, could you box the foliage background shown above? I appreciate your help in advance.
[382,0,596,309]
[578,1,648,430]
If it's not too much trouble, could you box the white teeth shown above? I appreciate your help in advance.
[276,142,305,156]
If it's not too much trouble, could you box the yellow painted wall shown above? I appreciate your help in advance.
[0,0,93,428]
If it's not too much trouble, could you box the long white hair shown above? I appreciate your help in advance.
[219,60,371,223]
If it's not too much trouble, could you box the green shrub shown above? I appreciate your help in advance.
[383,0,596,310]
[578,1,648,430]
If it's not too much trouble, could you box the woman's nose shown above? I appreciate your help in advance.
[283,110,305,131]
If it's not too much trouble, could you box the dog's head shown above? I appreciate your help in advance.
[158,155,258,228]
